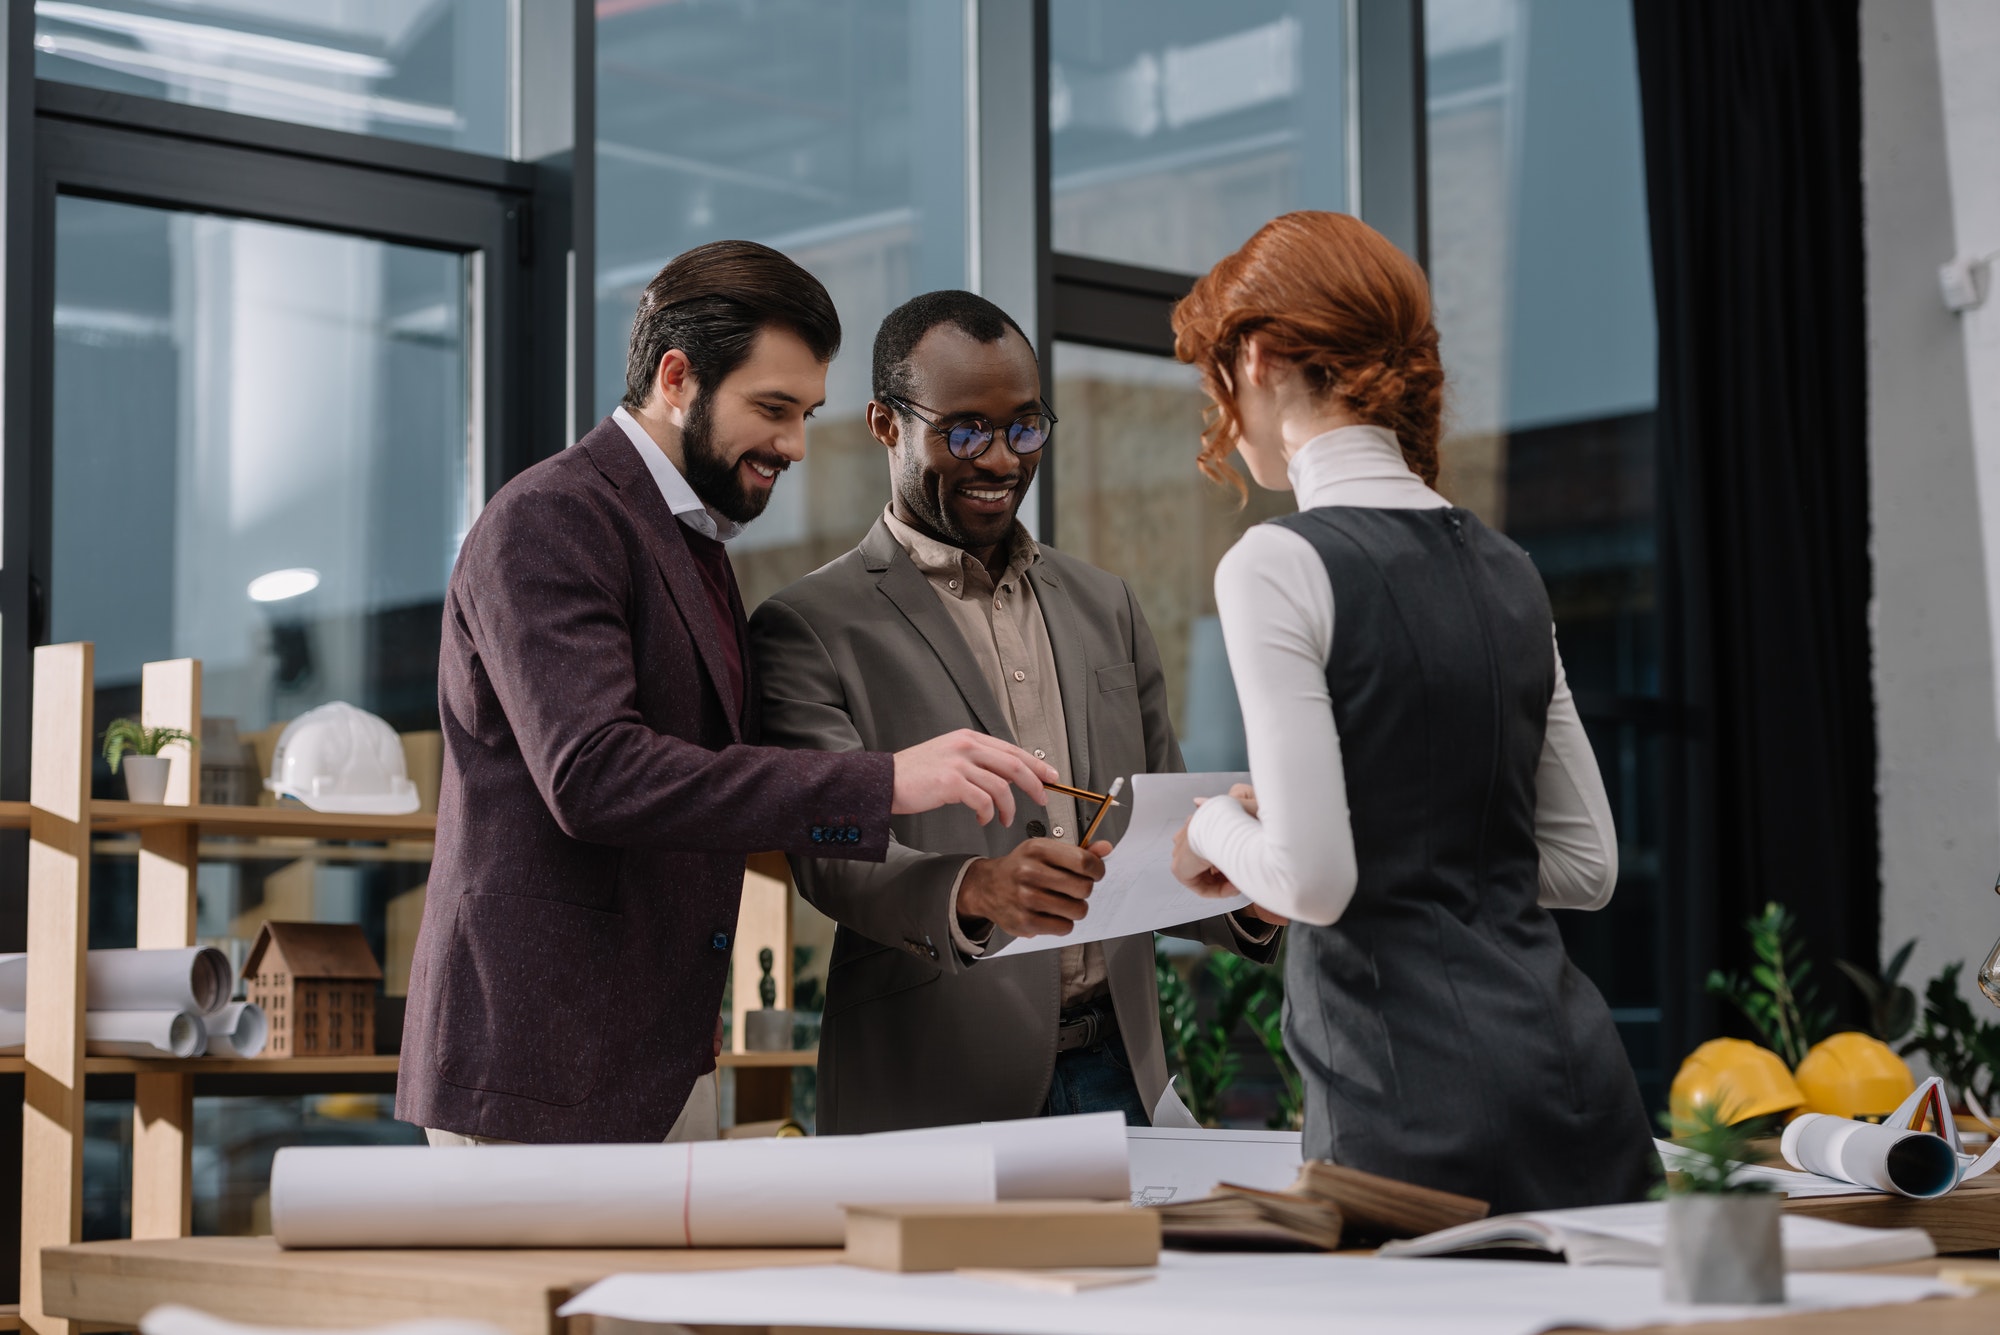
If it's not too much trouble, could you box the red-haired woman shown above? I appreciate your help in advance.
[1168,212,1653,1212]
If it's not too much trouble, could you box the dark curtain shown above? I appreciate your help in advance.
[1630,0,1875,1047]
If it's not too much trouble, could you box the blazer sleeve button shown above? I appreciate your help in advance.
[712,931,730,952]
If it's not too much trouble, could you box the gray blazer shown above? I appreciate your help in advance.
[748,517,1277,1133]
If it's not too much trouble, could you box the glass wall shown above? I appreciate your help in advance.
[52,196,475,741]
[1049,1,1349,274]
[34,0,509,155]
[596,0,969,612]
[1052,345,1291,770]
[1425,0,1666,1101]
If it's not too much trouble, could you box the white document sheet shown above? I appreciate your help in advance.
[990,773,1250,957]
[1653,1140,1872,1199]
[560,1250,1967,1335]
[1125,1126,1303,1205]
[85,1009,205,1058]
[864,1112,1131,1200]
[0,947,233,1015]
[271,1138,996,1249]
[0,1009,19,1054]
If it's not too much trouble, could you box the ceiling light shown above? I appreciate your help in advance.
[249,568,320,602]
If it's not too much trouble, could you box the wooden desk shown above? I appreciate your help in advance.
[37,1238,1998,1335]
[40,1237,838,1335]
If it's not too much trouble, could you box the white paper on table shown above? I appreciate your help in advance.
[864,1112,1130,1200]
[85,1009,205,1058]
[141,1302,509,1335]
[203,1002,268,1059]
[0,1009,20,1054]
[0,947,233,1015]
[990,773,1250,958]
[1126,1125,1303,1205]
[1378,1201,1935,1271]
[559,1250,1969,1335]
[270,1138,995,1249]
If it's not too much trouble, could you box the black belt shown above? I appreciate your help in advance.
[1055,1001,1118,1054]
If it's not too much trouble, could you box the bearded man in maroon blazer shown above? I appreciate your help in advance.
[398,241,1055,1144]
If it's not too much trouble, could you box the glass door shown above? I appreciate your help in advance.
[23,113,529,1241]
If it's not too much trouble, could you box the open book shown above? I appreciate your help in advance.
[1376,1201,1935,1270]
[1154,1160,1488,1251]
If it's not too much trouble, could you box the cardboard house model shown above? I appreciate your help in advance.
[244,921,383,1058]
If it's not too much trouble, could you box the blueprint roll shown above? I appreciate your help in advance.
[202,1002,268,1059]
[864,1111,1132,1201]
[270,1138,996,1249]
[85,1010,205,1059]
[1781,1113,1959,1198]
[0,947,233,1015]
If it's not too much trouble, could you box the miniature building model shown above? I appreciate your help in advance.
[244,921,383,1058]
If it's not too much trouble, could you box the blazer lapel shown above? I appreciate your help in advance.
[861,519,1017,745]
[584,429,744,743]
[1028,560,1093,791]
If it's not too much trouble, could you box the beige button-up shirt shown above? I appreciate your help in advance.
[880,507,1110,1004]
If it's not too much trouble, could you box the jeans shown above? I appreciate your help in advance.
[1042,1029,1150,1126]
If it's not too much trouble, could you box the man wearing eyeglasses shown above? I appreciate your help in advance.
[749,290,1281,1132]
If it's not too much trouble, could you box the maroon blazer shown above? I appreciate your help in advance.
[396,419,894,1142]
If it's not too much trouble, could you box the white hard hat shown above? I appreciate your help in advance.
[265,702,420,815]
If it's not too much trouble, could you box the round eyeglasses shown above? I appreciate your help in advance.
[881,393,1057,461]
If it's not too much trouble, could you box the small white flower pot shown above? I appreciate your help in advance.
[122,754,171,805]
[1663,1192,1785,1305]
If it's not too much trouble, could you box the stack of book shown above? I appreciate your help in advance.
[1154,1161,1488,1251]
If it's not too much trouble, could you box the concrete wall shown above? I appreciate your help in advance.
[1866,0,2000,1009]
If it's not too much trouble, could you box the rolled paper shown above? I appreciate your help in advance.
[0,947,233,1015]
[271,1138,997,1249]
[85,1009,206,1059]
[203,1001,268,1059]
[865,1111,1133,1200]
[1782,1113,1960,1198]
[0,1008,20,1054]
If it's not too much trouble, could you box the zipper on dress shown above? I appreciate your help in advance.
[1442,508,1501,898]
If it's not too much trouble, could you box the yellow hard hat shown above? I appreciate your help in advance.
[1670,1038,1805,1124]
[1795,1032,1915,1120]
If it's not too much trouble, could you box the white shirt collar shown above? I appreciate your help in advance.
[1285,424,1450,511]
[610,405,743,543]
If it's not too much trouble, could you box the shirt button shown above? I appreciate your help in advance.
[948,579,958,589]
[1013,670,1026,682]
[1053,827,1065,838]
[1033,749,1046,759]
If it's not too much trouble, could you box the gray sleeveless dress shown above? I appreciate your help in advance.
[1267,504,1654,1214]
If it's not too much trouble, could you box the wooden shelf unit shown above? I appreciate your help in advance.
[10,647,450,1334]
[10,645,812,1333]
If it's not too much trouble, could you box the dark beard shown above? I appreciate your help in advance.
[680,388,781,524]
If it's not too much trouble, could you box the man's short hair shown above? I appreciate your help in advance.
[872,289,1033,403]
[622,240,841,410]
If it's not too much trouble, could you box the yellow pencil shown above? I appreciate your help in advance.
[1079,776,1125,846]
[1045,779,1121,808]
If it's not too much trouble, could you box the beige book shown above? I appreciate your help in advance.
[1156,1161,1488,1251]
[844,1201,1162,1273]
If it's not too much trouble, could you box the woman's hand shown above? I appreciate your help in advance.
[1227,783,1258,817]
[1172,815,1238,899]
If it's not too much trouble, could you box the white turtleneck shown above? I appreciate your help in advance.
[1183,425,1619,926]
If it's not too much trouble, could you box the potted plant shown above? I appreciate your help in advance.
[103,719,197,806]
[1660,1101,1785,1304]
